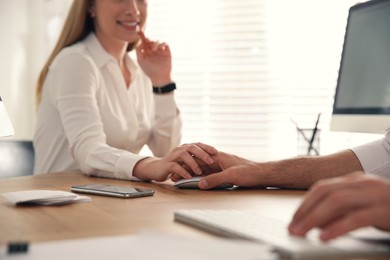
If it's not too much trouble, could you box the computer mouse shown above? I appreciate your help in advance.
[174,176,234,190]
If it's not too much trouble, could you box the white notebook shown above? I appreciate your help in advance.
[2,190,91,206]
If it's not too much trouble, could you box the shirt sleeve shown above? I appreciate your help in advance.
[49,52,146,180]
[350,130,390,179]
[147,92,182,157]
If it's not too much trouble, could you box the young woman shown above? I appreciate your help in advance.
[34,0,216,181]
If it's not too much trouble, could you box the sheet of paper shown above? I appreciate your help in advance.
[0,98,15,137]
[2,190,91,206]
[1,230,277,260]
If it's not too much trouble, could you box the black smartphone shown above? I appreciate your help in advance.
[70,184,154,198]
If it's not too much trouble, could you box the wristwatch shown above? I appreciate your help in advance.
[153,82,176,94]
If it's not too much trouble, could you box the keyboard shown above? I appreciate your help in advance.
[174,209,390,259]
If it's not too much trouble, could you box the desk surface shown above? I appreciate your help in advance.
[0,171,304,244]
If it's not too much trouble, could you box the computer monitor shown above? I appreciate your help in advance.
[330,0,390,134]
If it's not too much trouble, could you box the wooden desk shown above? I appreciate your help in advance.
[0,170,304,244]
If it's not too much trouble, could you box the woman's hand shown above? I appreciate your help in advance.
[136,31,172,86]
[133,143,217,182]
[288,173,390,241]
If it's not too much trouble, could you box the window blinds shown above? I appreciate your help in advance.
[146,0,382,160]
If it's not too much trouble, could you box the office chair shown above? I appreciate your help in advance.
[0,140,34,179]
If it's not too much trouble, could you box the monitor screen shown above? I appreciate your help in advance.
[330,0,390,134]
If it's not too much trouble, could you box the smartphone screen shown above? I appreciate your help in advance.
[71,184,154,198]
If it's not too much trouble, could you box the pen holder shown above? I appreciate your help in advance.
[297,128,320,156]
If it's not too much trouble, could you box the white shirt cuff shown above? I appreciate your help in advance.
[351,131,390,179]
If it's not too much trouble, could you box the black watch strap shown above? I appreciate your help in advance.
[153,82,176,94]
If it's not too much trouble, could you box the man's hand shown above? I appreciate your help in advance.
[288,173,390,241]
[197,152,265,189]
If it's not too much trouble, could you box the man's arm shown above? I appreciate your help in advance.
[262,149,364,188]
[199,150,364,189]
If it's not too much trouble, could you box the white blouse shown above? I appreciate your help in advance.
[33,33,182,180]
[351,130,390,179]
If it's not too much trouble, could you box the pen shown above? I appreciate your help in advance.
[307,113,321,155]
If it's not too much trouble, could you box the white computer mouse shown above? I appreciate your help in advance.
[174,176,233,189]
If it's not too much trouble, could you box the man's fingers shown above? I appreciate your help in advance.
[289,191,353,236]
[289,184,376,237]
[318,209,373,241]
[290,179,346,230]
[199,170,233,189]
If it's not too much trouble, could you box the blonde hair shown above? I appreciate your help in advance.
[35,0,92,106]
[35,0,138,106]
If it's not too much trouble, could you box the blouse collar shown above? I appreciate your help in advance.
[83,32,138,74]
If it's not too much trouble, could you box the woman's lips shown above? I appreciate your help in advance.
[118,21,139,31]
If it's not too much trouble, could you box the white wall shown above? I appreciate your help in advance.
[0,0,70,140]
[0,0,46,140]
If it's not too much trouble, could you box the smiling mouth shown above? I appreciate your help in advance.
[118,21,140,30]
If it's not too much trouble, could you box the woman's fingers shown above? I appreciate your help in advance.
[166,143,218,182]
[135,143,218,182]
[172,143,217,168]
[170,157,222,183]
[170,173,182,182]
[193,142,218,155]
[174,149,204,175]
[138,31,170,55]
[138,31,150,44]
[166,161,192,180]
[183,143,217,163]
